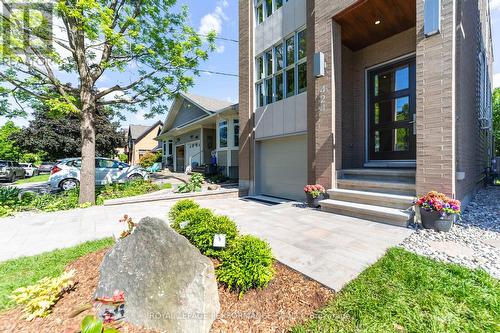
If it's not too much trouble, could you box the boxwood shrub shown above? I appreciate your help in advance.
[173,207,238,257]
[216,235,274,297]
[168,199,200,221]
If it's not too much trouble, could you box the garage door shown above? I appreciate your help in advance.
[257,135,307,201]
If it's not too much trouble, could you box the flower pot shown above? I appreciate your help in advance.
[420,208,455,232]
[306,193,323,208]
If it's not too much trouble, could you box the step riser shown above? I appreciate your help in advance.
[340,173,415,183]
[321,205,411,227]
[328,192,414,210]
[337,182,416,196]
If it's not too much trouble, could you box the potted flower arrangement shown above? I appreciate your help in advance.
[415,191,461,232]
[304,184,326,208]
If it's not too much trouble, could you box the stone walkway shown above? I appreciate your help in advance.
[0,197,412,291]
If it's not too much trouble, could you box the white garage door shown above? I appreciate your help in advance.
[257,135,307,201]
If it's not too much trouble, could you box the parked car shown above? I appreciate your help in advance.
[20,163,39,177]
[0,160,25,182]
[49,157,150,191]
[37,162,55,174]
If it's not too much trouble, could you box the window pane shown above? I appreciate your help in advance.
[265,50,273,76]
[395,96,410,121]
[275,44,283,71]
[286,68,294,97]
[394,128,409,151]
[298,30,306,60]
[219,122,228,148]
[265,78,273,104]
[256,4,263,24]
[286,37,294,67]
[374,71,394,96]
[256,82,264,107]
[298,62,307,93]
[233,119,239,147]
[256,56,264,80]
[424,0,441,36]
[275,73,283,101]
[275,0,283,9]
[265,0,272,17]
[395,66,409,91]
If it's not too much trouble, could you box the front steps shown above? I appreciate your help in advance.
[320,169,416,227]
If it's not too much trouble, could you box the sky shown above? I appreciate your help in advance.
[1,0,499,129]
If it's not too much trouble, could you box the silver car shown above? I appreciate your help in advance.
[49,157,150,191]
[20,163,39,177]
[0,160,25,182]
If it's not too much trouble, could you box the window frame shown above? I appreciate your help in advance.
[233,119,240,147]
[218,120,228,149]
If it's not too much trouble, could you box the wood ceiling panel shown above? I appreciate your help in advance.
[334,0,416,51]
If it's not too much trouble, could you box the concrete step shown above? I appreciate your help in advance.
[327,188,415,210]
[319,199,414,227]
[339,168,415,182]
[337,179,416,196]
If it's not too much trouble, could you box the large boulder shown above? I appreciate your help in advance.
[95,217,220,333]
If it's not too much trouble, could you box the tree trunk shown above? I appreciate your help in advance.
[79,96,96,204]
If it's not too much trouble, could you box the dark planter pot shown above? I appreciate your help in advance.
[306,193,324,208]
[420,208,456,232]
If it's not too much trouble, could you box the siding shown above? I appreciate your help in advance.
[171,100,207,129]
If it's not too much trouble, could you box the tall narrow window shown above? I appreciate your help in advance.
[275,44,283,71]
[286,36,294,67]
[297,62,307,94]
[275,72,283,101]
[424,0,441,36]
[256,2,263,24]
[275,0,283,10]
[256,56,264,80]
[168,140,173,155]
[219,121,228,148]
[265,0,272,17]
[265,50,273,77]
[298,30,306,60]
[265,78,273,104]
[286,68,294,97]
[256,82,264,107]
[233,119,239,147]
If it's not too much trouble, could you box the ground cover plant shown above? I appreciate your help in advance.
[0,180,167,217]
[168,200,275,296]
[0,238,114,311]
[292,247,500,333]
[177,173,204,193]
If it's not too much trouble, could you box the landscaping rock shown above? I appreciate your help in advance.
[401,186,500,279]
[95,217,220,333]
[207,184,219,191]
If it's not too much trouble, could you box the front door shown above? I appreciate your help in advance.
[368,57,416,161]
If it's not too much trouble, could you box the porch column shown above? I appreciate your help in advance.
[415,0,456,197]
[307,6,342,190]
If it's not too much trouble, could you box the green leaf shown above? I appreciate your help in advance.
[81,315,103,333]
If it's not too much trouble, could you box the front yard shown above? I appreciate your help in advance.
[292,247,499,333]
[14,174,50,185]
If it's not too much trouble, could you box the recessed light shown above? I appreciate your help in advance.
[375,20,381,25]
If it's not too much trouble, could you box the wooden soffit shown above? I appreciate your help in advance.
[333,0,416,51]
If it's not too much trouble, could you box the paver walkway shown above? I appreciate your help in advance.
[0,198,412,291]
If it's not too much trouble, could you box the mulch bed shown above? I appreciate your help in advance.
[0,248,333,333]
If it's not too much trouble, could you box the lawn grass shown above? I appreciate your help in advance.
[14,174,49,184]
[292,247,499,333]
[0,238,114,311]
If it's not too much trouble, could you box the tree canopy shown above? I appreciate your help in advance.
[0,121,22,160]
[0,0,215,203]
[14,105,126,161]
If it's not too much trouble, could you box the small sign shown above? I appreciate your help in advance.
[179,221,189,229]
[213,234,226,248]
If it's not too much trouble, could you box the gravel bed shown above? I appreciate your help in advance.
[401,186,500,279]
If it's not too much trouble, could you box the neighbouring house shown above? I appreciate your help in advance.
[127,121,163,165]
[155,92,239,178]
[239,0,494,225]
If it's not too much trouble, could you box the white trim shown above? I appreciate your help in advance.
[363,52,417,164]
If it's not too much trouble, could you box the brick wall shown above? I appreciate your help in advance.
[238,0,254,196]
[415,0,455,197]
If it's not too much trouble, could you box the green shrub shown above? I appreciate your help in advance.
[168,199,200,221]
[216,235,274,297]
[177,173,204,193]
[139,151,161,168]
[0,186,20,204]
[96,179,159,204]
[174,210,239,257]
[118,153,128,163]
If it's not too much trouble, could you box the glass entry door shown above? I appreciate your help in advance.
[368,58,416,161]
